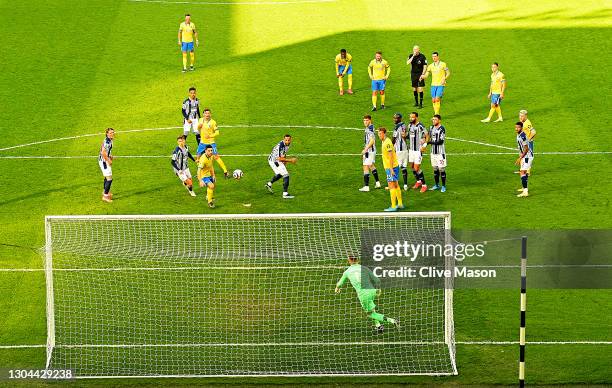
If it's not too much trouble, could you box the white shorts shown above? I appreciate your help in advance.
[174,168,192,182]
[520,156,533,171]
[362,151,375,166]
[397,150,409,167]
[99,159,112,177]
[183,119,200,135]
[430,153,447,168]
[269,160,289,177]
[408,150,422,165]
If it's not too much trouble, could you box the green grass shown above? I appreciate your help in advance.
[0,0,611,385]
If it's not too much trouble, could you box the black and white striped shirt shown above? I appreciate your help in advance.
[364,124,376,153]
[408,122,427,152]
[393,122,407,152]
[429,125,446,155]
[171,145,194,171]
[98,137,112,163]
[517,132,533,159]
[269,140,289,163]
[181,98,201,121]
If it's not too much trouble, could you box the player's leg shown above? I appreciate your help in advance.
[431,164,440,191]
[205,180,215,207]
[411,76,419,106]
[181,169,196,196]
[337,65,344,95]
[266,161,283,193]
[517,158,531,197]
[440,167,447,192]
[347,66,353,94]
[494,95,503,122]
[398,151,409,190]
[181,43,188,72]
[379,81,386,108]
[282,173,293,199]
[211,145,229,177]
[371,90,378,111]
[482,101,496,122]
[414,161,427,192]
[360,161,371,191]
[189,45,195,70]
[183,120,192,140]
[418,84,424,108]
[370,163,381,188]
[192,122,201,145]
[99,160,113,202]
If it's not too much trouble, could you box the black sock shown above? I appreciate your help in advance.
[434,170,440,185]
[283,176,290,192]
[412,169,418,179]
[270,174,282,184]
[418,170,426,184]
[441,171,446,186]
[401,167,408,185]
[364,173,370,186]
[521,175,528,189]
[103,177,107,193]
[188,185,193,191]
[413,90,418,104]
[419,92,424,104]
[195,134,201,144]
[104,179,112,194]
[372,169,379,182]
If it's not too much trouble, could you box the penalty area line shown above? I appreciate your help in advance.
[129,0,337,5]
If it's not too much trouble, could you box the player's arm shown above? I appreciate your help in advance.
[368,62,373,79]
[442,66,450,84]
[362,137,374,155]
[335,59,341,77]
[515,143,529,165]
[182,101,190,121]
[187,151,195,162]
[384,62,390,80]
[342,58,351,76]
[420,65,430,80]
[171,150,179,170]
[385,146,395,176]
[277,155,297,164]
[500,77,506,98]
[335,271,348,293]
[406,54,413,64]
[193,26,199,47]
[421,129,429,150]
[101,144,112,165]
[210,123,220,138]
[177,26,182,46]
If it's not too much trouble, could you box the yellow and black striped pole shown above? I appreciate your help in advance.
[519,236,527,387]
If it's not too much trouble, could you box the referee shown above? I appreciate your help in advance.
[407,45,427,108]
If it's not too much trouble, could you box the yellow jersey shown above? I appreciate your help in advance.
[426,61,448,86]
[199,118,219,144]
[335,53,352,67]
[198,154,214,177]
[490,71,505,94]
[381,137,398,169]
[522,119,536,140]
[368,59,390,80]
[179,22,196,43]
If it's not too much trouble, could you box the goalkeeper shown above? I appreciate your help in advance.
[335,255,400,333]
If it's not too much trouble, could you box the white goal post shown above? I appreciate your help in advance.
[44,212,457,378]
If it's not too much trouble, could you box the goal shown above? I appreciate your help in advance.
[44,213,456,378]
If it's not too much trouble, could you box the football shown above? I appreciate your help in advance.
[232,169,243,180]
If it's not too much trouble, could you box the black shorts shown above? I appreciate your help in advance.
[411,73,425,88]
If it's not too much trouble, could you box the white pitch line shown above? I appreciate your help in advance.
[129,0,337,5]
[446,136,514,151]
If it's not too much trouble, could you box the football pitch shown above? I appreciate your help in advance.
[0,0,611,386]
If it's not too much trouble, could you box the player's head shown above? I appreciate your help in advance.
[363,115,372,126]
[393,113,402,124]
[204,144,213,157]
[432,51,439,62]
[188,87,196,99]
[283,134,292,146]
[519,109,528,122]
[375,51,382,60]
[177,135,186,146]
[203,108,211,119]
[340,48,347,58]
[185,13,191,23]
[377,127,387,140]
[515,121,524,134]
[432,114,441,125]
[492,62,499,72]
[413,45,420,55]
[409,111,418,124]
[105,127,115,139]
[347,255,358,264]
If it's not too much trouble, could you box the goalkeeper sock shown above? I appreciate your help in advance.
[395,188,403,207]
[182,53,187,69]
[413,91,418,105]
[380,93,385,106]
[270,174,282,184]
[190,52,195,66]
[488,107,495,119]
[338,77,343,92]
[521,175,528,189]
[216,157,228,173]
[372,169,380,182]
[283,176,290,192]
[206,187,213,203]
[402,167,408,185]
[348,74,353,89]
[371,94,377,108]
[441,170,446,186]
[390,188,397,208]
[434,169,440,185]
[195,134,201,144]
[364,173,370,187]
[419,91,423,105]
[495,106,502,119]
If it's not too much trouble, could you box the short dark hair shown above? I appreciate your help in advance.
[363,115,372,120]
[393,113,402,119]
[189,87,196,92]
[493,62,499,66]
[340,49,346,53]
[377,127,387,134]
[411,111,419,117]
[177,135,186,140]
[376,51,382,55]
[203,108,211,112]
[433,114,442,120]
[284,134,291,138]
[515,121,523,127]
[185,13,191,17]
[432,51,439,56]
[205,144,213,150]
[105,127,114,134]
[348,255,358,262]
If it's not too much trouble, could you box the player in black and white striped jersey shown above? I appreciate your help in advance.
[427,114,447,193]
[265,134,297,199]
[171,135,196,197]
[98,128,114,203]
[182,87,202,145]
[392,113,409,191]
[359,115,381,192]
[408,112,428,193]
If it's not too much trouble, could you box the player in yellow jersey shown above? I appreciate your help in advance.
[420,52,450,115]
[178,14,199,73]
[197,145,216,208]
[197,108,230,179]
[368,51,390,111]
[377,127,403,212]
[335,49,353,95]
[481,62,506,123]
[517,109,536,176]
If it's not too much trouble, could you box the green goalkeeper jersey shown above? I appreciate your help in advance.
[336,264,381,295]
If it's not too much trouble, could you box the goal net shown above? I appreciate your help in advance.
[44,213,456,378]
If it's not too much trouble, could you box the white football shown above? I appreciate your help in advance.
[232,169,243,180]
